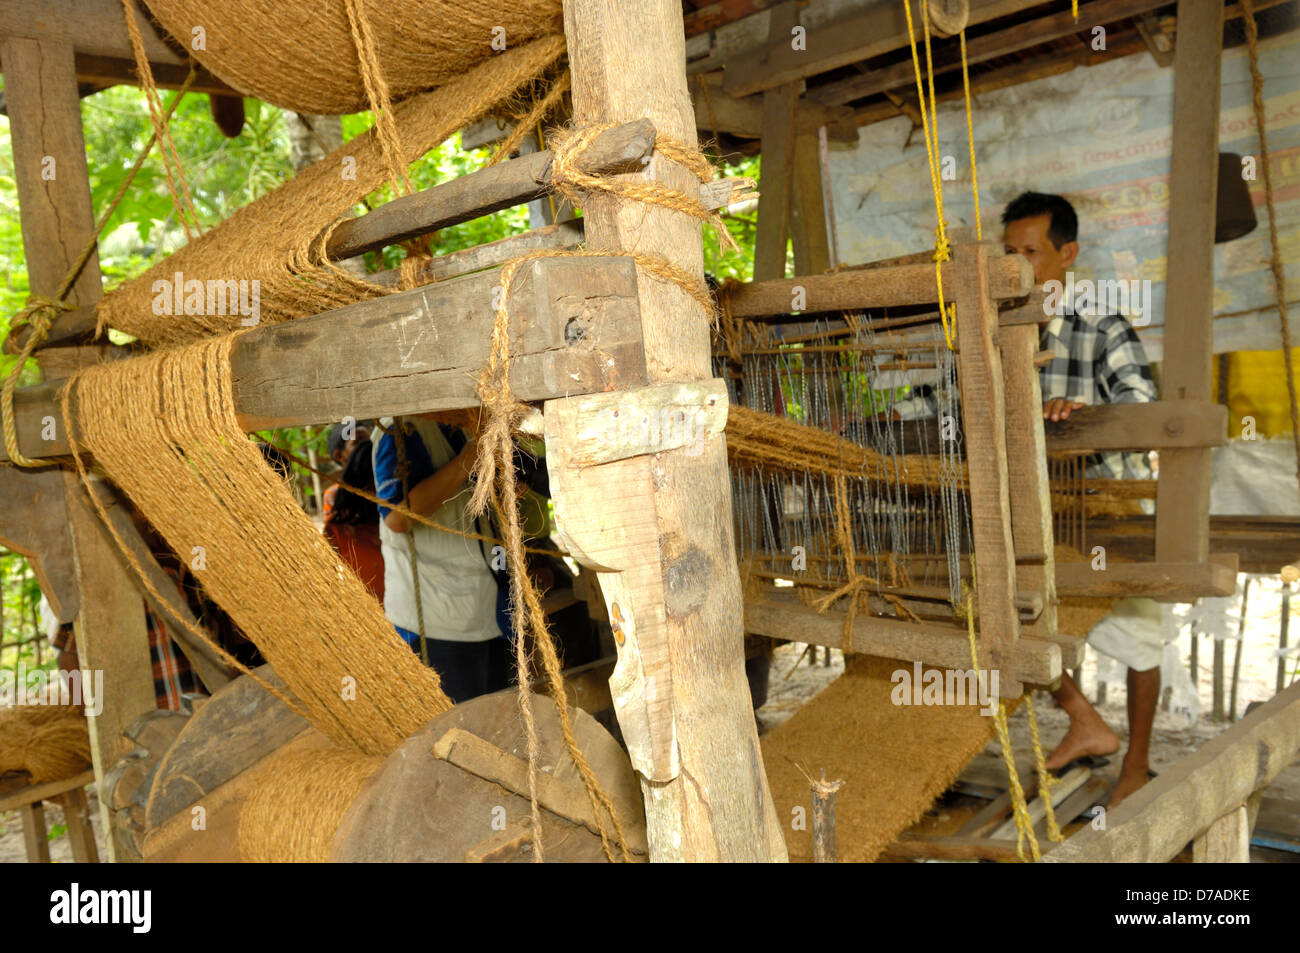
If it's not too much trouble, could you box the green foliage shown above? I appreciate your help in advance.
[46,822,67,842]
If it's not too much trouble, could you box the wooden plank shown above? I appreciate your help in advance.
[744,591,1061,685]
[144,667,310,830]
[990,764,1090,839]
[2,32,154,864]
[752,4,800,282]
[432,726,650,854]
[1001,320,1059,662]
[692,70,857,143]
[65,478,156,862]
[20,801,51,863]
[0,769,95,813]
[557,0,786,862]
[809,0,1170,107]
[1044,774,1110,833]
[1055,559,1237,600]
[324,120,656,260]
[1192,804,1250,862]
[1045,400,1227,451]
[53,787,99,862]
[1045,679,1300,863]
[790,130,831,276]
[0,0,183,66]
[883,833,1024,861]
[726,251,1033,317]
[0,466,79,622]
[722,0,1044,97]
[1155,0,1223,568]
[0,256,647,459]
[952,242,1021,695]
[1087,516,1300,575]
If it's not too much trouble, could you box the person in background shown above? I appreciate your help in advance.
[1002,190,1160,807]
[372,410,510,703]
[322,421,385,601]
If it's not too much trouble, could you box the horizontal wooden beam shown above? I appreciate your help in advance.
[1044,678,1300,863]
[722,0,1044,97]
[1045,400,1227,451]
[325,119,657,260]
[0,0,183,65]
[1087,515,1300,575]
[692,71,858,143]
[883,833,1024,862]
[1055,556,1238,601]
[725,252,1033,317]
[744,591,1061,686]
[0,256,646,460]
[809,0,1170,107]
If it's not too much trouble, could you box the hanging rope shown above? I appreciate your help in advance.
[1241,0,1300,499]
[902,0,957,350]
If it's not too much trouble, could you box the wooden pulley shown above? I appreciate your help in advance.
[927,0,970,38]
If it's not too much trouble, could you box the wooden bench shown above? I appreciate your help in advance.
[0,769,99,862]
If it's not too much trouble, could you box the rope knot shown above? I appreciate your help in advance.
[932,227,952,263]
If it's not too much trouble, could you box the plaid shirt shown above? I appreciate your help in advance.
[1040,307,1157,480]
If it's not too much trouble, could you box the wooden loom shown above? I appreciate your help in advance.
[0,0,1292,866]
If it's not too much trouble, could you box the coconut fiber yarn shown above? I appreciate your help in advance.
[62,335,452,756]
[95,33,566,348]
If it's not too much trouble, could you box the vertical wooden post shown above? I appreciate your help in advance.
[952,243,1022,696]
[1154,0,1223,565]
[1192,804,1250,862]
[1,35,157,861]
[1000,319,1059,662]
[752,4,800,282]
[553,0,786,861]
[790,132,831,276]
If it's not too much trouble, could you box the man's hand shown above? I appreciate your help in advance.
[1043,398,1086,422]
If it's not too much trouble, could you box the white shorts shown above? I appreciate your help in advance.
[1085,597,1164,672]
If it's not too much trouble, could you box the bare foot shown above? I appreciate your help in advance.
[1044,716,1120,771]
[1107,767,1152,808]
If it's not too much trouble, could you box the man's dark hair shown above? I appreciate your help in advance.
[1001,191,1078,249]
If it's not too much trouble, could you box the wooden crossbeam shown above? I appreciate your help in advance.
[0,256,646,461]
[324,120,656,260]
[1055,556,1238,601]
[724,251,1033,317]
[809,0,1171,107]
[1044,400,1228,451]
[744,591,1062,685]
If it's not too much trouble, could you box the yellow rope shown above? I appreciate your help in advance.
[959,30,982,241]
[965,592,1040,861]
[903,0,956,350]
[1025,692,1064,842]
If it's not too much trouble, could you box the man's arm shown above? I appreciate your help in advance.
[1098,318,1157,404]
[383,440,479,534]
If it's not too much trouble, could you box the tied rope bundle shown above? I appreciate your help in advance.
[62,336,454,756]
[139,0,565,115]
[0,705,93,784]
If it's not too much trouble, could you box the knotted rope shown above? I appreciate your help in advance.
[466,118,741,861]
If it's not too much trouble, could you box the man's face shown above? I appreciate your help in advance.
[333,425,370,466]
[1002,214,1078,288]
